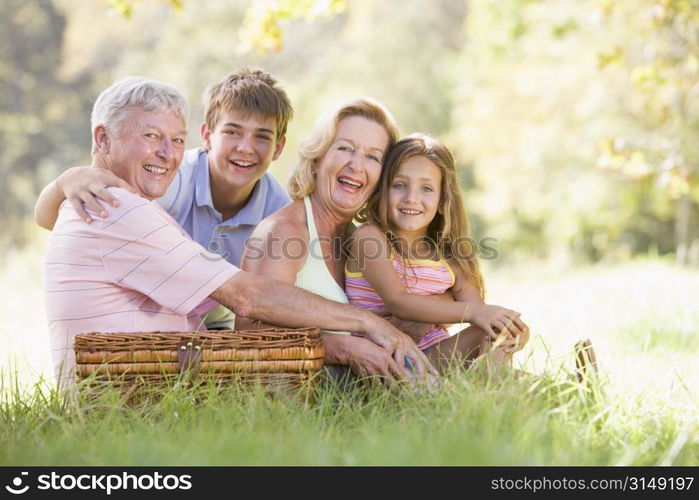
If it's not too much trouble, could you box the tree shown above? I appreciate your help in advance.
[0,0,93,250]
[596,0,699,265]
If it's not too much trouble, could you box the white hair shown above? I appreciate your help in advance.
[90,77,189,154]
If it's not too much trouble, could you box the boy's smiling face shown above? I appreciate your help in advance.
[202,110,286,194]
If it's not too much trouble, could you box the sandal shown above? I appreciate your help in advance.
[574,338,598,382]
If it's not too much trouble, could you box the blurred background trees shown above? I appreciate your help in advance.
[2,0,697,266]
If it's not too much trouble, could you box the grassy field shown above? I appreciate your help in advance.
[1,235,697,465]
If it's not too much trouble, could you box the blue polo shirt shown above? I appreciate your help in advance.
[158,147,291,267]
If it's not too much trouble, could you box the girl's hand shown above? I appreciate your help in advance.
[469,303,521,340]
[501,316,530,353]
[486,312,530,354]
[57,166,137,223]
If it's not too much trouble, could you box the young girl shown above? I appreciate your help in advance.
[346,133,529,371]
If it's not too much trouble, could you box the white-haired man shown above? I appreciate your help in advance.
[44,77,434,385]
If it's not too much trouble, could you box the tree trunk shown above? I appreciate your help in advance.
[675,192,691,266]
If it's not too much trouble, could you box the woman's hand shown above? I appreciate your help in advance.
[359,313,439,381]
[384,316,432,344]
[346,336,407,382]
[57,166,137,223]
[324,334,437,387]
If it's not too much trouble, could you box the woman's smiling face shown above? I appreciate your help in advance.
[313,115,389,217]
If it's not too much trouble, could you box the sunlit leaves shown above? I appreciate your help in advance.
[596,138,691,199]
[596,46,623,68]
[107,0,183,19]
[595,0,699,261]
[596,139,651,179]
[238,0,347,54]
[106,0,346,52]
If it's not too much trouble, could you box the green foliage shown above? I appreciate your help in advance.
[594,0,699,264]
[3,0,698,263]
[107,0,183,19]
[238,0,347,54]
[0,0,93,250]
[448,0,699,264]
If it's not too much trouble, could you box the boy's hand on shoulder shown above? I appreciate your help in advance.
[58,166,137,223]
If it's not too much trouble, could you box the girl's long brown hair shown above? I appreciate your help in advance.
[358,133,485,298]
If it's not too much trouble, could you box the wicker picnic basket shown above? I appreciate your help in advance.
[73,327,324,387]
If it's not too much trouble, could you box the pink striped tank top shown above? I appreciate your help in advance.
[345,253,456,351]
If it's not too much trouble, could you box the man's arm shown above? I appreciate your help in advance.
[211,270,437,379]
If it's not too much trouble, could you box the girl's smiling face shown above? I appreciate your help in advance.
[387,155,443,238]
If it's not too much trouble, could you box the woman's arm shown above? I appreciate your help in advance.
[350,224,520,337]
[215,270,425,380]
[34,166,135,229]
[233,213,437,380]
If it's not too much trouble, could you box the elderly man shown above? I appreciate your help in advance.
[44,77,433,385]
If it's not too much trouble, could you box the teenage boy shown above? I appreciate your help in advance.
[35,68,294,327]
[36,68,292,266]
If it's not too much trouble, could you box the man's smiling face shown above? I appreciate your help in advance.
[103,108,186,200]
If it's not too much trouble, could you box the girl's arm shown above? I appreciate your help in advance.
[450,266,530,352]
[34,166,135,229]
[349,224,520,337]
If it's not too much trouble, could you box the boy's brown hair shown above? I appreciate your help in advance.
[204,68,293,140]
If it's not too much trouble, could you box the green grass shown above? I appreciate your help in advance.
[617,311,699,353]
[1,241,697,465]
[0,357,696,465]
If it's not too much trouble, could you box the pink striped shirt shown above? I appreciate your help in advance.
[345,254,455,351]
[44,188,238,381]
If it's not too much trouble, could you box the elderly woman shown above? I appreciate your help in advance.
[236,98,434,381]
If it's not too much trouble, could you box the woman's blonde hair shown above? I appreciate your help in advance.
[287,98,399,200]
[361,133,486,298]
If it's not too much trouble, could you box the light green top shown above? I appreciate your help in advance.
[203,304,235,330]
[295,196,350,336]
